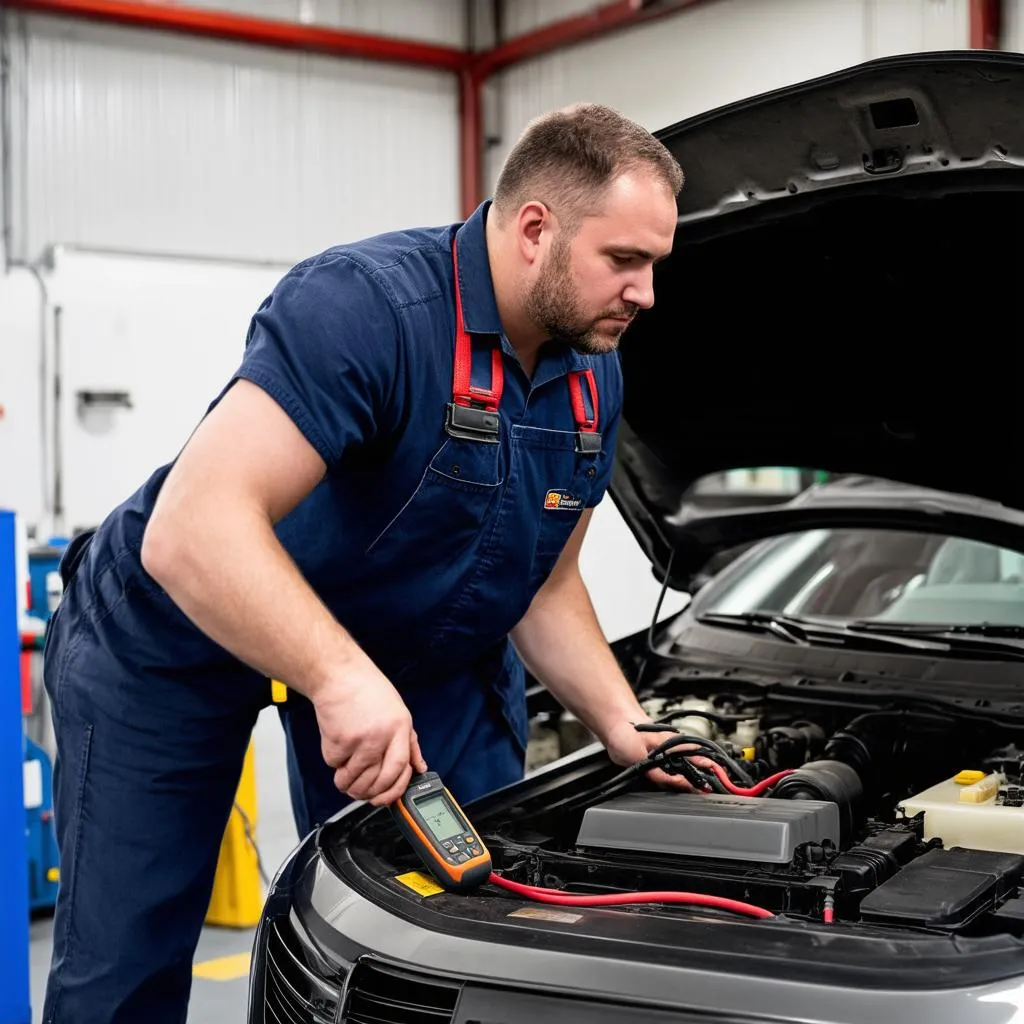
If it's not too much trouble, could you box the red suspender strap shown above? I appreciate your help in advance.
[446,237,503,443]
[451,238,503,413]
[568,368,602,454]
[568,369,599,432]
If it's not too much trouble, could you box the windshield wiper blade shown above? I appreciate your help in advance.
[850,621,1024,639]
[694,612,805,644]
[694,612,943,652]
[847,620,1024,659]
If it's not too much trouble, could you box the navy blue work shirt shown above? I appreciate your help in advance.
[74,200,623,775]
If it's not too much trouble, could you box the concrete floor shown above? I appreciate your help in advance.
[28,706,297,1023]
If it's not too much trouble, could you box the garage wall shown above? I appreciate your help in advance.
[1003,1,1024,52]
[0,1,463,541]
[0,252,286,534]
[2,7,463,266]
[485,0,970,188]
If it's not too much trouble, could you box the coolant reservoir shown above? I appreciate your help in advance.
[730,718,761,749]
[672,700,718,740]
[898,771,1024,855]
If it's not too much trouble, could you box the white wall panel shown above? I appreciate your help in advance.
[487,0,969,189]
[1004,0,1024,53]
[6,11,460,265]
[0,270,47,528]
[151,0,467,45]
[502,0,600,37]
[1,250,286,534]
[866,0,970,54]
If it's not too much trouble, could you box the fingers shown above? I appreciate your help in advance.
[646,766,699,792]
[364,729,413,803]
[369,763,413,809]
[332,742,381,796]
[410,729,428,774]
[331,721,427,806]
[687,754,718,770]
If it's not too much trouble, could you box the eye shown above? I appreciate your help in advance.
[610,254,632,266]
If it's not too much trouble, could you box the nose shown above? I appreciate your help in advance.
[622,267,655,310]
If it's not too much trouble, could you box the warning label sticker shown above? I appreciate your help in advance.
[394,871,445,897]
[507,906,582,924]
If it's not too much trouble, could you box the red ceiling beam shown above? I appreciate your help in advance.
[472,0,712,81]
[1,0,469,71]
[2,0,711,220]
[969,0,1002,50]
[461,0,714,216]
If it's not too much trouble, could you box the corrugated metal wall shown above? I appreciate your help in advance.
[485,0,970,190]
[145,0,469,44]
[2,3,464,266]
[1004,0,1024,52]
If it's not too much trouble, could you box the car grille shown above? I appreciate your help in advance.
[264,916,341,1024]
[342,960,461,1024]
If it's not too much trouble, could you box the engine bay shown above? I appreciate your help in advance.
[470,679,1024,935]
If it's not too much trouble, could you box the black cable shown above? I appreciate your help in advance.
[634,727,755,786]
[646,546,677,658]
[654,708,752,726]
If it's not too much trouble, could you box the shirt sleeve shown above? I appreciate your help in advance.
[230,252,402,469]
[586,353,624,508]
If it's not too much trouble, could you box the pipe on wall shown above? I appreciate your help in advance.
[969,0,1002,51]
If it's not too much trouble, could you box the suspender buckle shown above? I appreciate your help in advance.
[569,368,602,454]
[446,401,501,443]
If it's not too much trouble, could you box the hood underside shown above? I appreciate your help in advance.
[614,51,1024,585]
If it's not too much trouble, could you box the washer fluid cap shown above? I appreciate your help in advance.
[954,770,986,785]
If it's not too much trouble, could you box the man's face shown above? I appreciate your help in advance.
[525,168,677,355]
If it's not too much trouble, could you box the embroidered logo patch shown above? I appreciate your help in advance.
[544,490,583,511]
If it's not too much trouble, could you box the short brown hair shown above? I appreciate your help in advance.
[492,103,684,227]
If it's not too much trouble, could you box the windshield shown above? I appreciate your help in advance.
[692,529,1024,627]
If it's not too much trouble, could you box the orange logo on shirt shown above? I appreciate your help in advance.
[544,490,583,511]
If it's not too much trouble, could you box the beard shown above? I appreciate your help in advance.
[524,238,636,355]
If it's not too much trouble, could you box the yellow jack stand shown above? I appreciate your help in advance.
[205,739,264,928]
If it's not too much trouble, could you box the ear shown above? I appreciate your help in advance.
[515,201,551,265]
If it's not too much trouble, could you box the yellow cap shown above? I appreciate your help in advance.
[954,770,986,785]
[742,747,756,761]
[46,867,59,883]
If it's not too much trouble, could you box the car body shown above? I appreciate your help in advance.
[248,51,1024,1024]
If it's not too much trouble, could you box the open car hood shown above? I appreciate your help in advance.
[614,51,1024,587]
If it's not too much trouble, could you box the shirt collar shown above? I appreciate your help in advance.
[453,200,504,337]
[453,200,601,380]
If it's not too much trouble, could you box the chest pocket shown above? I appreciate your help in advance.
[512,424,603,588]
[364,436,504,576]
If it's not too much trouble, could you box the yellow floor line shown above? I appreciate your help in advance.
[192,951,252,982]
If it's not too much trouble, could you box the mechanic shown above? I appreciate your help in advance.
[41,103,686,1023]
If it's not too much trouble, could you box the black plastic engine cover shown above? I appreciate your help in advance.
[859,847,1024,929]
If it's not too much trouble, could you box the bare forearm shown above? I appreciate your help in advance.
[510,568,646,743]
[141,499,363,701]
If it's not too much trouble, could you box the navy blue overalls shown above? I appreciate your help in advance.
[40,200,623,1022]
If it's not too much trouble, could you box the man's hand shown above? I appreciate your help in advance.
[603,719,718,793]
[311,661,428,807]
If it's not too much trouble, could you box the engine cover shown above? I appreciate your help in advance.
[576,791,840,864]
